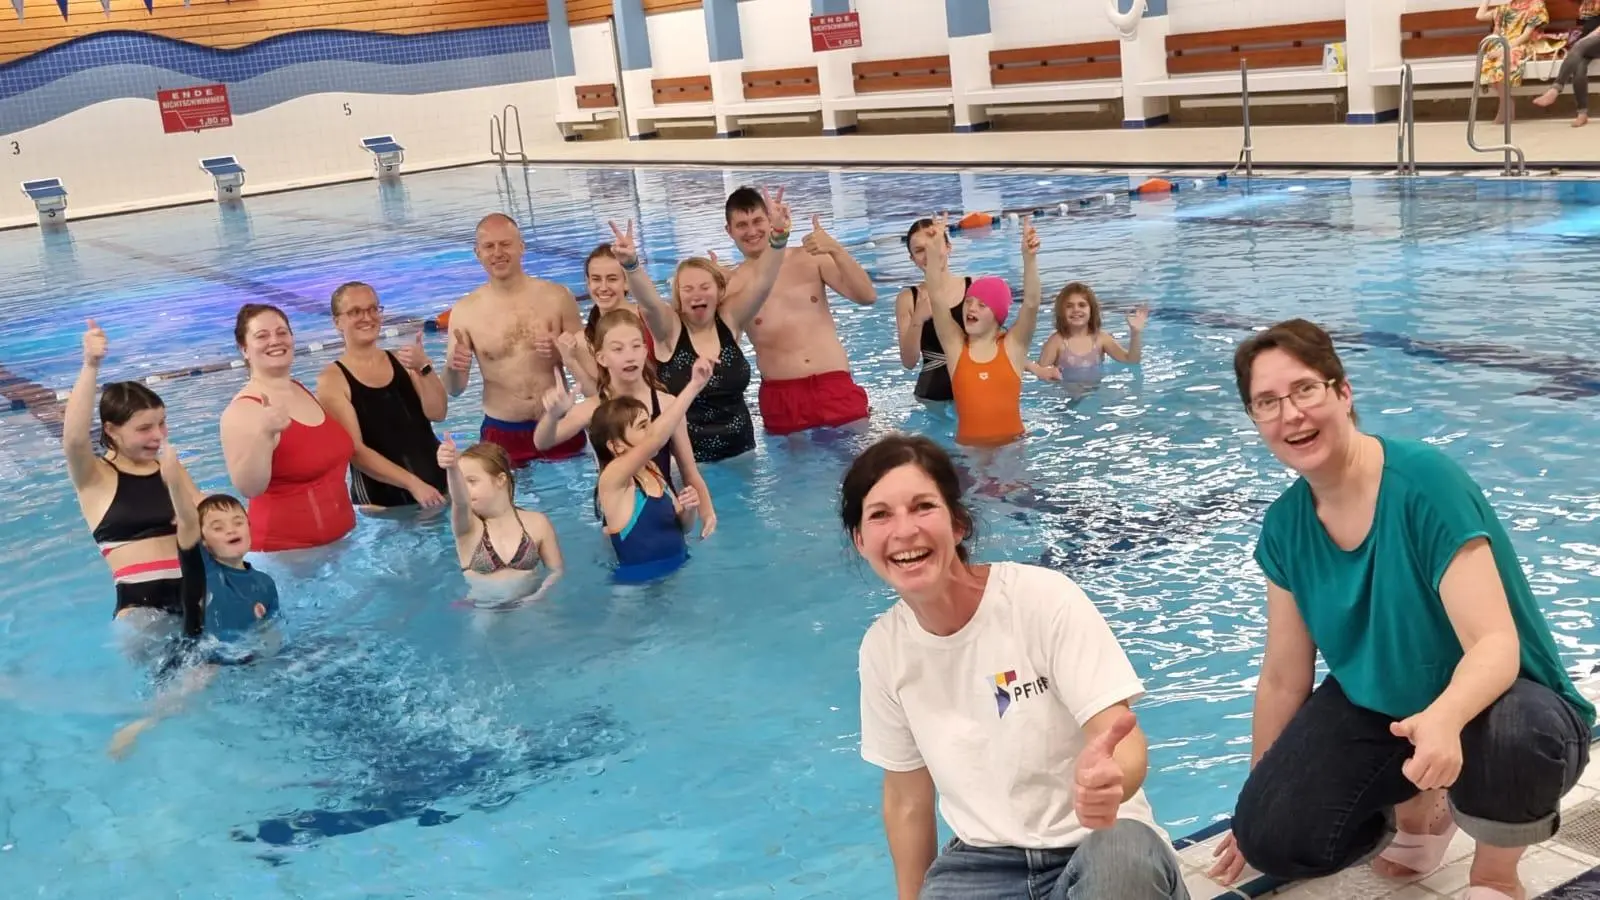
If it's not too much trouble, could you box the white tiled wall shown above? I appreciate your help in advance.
[646,8,712,77]
[1168,0,1347,34]
[991,0,1120,49]
[738,0,816,70]
[856,0,949,59]
[571,20,620,85]
[0,80,561,227]
[1404,0,1478,11]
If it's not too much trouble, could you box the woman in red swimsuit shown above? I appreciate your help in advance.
[219,303,356,552]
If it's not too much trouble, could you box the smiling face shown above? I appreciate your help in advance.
[962,295,998,338]
[1061,292,1091,330]
[104,407,168,463]
[726,204,770,257]
[852,463,967,596]
[587,255,628,313]
[201,504,251,564]
[674,263,721,328]
[474,216,525,281]
[333,284,382,347]
[241,310,294,373]
[1246,347,1355,476]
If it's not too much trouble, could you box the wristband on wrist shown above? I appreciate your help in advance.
[621,255,641,272]
[768,228,791,249]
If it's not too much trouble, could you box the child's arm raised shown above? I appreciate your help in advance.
[1004,218,1044,377]
[922,214,968,380]
[436,435,475,542]
[1102,304,1148,364]
[534,369,596,450]
[596,357,714,498]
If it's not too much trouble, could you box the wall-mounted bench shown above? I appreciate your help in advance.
[1143,20,1348,98]
[1375,0,1590,87]
[20,178,67,229]
[633,75,716,136]
[825,55,955,131]
[557,83,622,140]
[199,156,245,202]
[716,67,823,136]
[962,41,1125,120]
[360,135,404,181]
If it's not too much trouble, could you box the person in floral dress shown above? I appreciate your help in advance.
[1478,0,1549,124]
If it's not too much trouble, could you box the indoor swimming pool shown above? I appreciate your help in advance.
[0,164,1597,897]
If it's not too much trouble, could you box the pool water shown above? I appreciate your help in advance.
[1,165,1599,898]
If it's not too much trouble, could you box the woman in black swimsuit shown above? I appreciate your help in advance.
[62,320,204,648]
[893,217,971,403]
[605,188,794,463]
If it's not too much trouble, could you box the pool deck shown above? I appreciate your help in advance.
[545,119,1600,174]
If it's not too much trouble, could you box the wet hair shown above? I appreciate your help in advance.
[1053,282,1102,337]
[460,442,516,501]
[98,381,165,455]
[724,186,766,224]
[671,258,727,315]
[330,281,374,318]
[197,493,247,525]
[593,309,665,400]
[584,244,627,345]
[234,303,291,349]
[839,433,976,563]
[903,217,951,254]
[1233,318,1357,424]
[590,395,650,470]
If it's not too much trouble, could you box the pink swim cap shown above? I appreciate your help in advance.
[966,276,1013,327]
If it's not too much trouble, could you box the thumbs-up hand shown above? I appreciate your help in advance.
[436,432,459,469]
[396,330,431,372]
[802,213,843,258]
[688,356,714,391]
[258,393,291,436]
[1074,708,1137,830]
[83,318,108,366]
[448,330,474,372]
[541,367,573,418]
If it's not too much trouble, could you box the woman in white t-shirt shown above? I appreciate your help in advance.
[840,433,1189,900]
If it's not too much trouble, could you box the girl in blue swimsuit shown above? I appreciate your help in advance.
[589,356,713,584]
[437,437,564,607]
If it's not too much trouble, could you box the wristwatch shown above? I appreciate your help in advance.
[419,364,434,376]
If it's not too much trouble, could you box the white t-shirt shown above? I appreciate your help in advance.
[858,561,1167,850]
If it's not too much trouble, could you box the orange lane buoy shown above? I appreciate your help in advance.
[958,211,993,230]
[1136,178,1174,194]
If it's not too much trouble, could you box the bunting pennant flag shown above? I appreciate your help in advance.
[144,0,154,10]
[55,0,68,20]
[11,0,22,22]
[100,0,111,13]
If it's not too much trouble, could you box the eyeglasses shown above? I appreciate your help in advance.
[1246,378,1338,422]
[339,304,384,320]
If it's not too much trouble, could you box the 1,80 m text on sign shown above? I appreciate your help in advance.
[809,12,862,52]
[158,85,233,134]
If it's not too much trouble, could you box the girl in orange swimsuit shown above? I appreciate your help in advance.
[436,437,563,607]
[219,303,357,552]
[922,214,1045,447]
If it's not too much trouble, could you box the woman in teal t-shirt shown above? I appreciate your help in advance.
[1206,319,1593,900]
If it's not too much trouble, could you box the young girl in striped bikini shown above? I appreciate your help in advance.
[1029,283,1148,382]
[923,214,1044,448]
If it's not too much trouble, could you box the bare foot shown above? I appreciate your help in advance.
[1469,842,1529,900]
[1534,87,1559,108]
[1574,112,1589,128]
[1372,790,1454,879]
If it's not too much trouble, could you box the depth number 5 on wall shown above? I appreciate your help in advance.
[342,103,352,116]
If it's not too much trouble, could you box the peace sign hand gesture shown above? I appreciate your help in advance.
[608,220,640,269]
[762,186,792,237]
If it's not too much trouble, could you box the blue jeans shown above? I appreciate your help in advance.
[920,820,1190,900]
[1233,676,1590,881]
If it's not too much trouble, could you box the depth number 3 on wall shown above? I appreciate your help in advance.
[8,141,17,156]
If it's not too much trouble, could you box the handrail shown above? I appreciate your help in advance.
[1396,63,1417,175]
[489,114,504,162]
[1466,34,1525,176]
[502,104,527,164]
[1229,59,1254,178]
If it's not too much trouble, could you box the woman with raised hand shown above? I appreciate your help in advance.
[219,303,356,552]
[607,187,791,462]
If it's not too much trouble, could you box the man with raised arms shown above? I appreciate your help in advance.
[443,213,587,466]
[720,187,879,435]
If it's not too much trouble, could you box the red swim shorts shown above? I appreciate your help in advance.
[480,416,587,467]
[758,370,869,436]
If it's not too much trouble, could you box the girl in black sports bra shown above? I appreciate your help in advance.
[62,320,204,638]
[895,218,972,403]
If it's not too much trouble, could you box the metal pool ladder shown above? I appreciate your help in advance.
[1395,63,1417,175]
[1466,34,1526,176]
[489,104,527,165]
[1230,59,1255,179]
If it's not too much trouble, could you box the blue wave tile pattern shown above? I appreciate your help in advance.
[0,23,554,131]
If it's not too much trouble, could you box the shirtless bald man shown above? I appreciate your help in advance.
[443,213,587,466]
[721,187,878,435]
